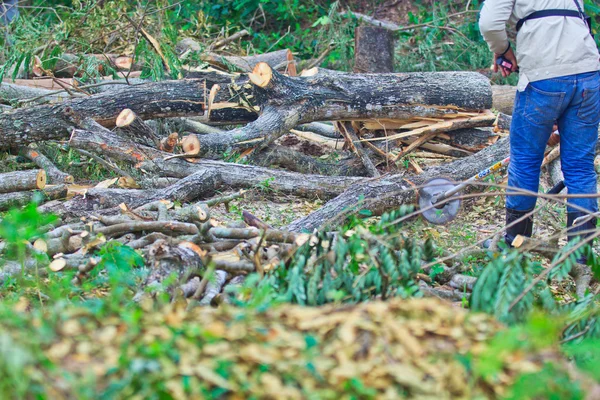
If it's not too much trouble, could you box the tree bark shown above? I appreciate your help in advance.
[21,146,74,184]
[287,137,510,232]
[437,127,500,153]
[354,26,395,73]
[0,82,69,104]
[0,78,223,150]
[251,145,367,176]
[68,124,363,198]
[115,108,161,147]
[141,158,364,199]
[0,184,67,211]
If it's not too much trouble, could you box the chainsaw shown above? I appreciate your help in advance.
[418,157,565,225]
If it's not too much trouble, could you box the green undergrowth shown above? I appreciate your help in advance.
[0,202,600,398]
[8,0,594,85]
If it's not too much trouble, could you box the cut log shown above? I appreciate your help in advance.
[21,146,74,184]
[0,78,226,150]
[202,49,293,72]
[491,85,516,115]
[41,169,221,219]
[140,158,364,199]
[115,108,161,147]
[199,270,228,305]
[181,135,201,156]
[354,26,395,73]
[0,169,46,193]
[159,132,179,153]
[0,82,69,104]
[4,67,491,154]
[287,137,510,232]
[69,118,166,163]
[0,184,67,211]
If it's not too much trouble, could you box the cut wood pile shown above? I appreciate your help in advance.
[0,31,555,304]
[0,296,593,398]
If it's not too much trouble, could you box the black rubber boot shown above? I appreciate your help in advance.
[566,211,597,298]
[504,208,534,247]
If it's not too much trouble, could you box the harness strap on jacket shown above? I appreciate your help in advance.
[516,9,583,32]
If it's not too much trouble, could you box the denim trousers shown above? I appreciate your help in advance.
[507,71,600,214]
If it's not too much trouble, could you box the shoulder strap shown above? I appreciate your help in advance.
[572,0,585,17]
[516,9,583,32]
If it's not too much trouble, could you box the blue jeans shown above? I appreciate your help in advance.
[0,0,18,25]
[507,71,600,214]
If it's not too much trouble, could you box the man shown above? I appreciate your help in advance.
[480,1,600,294]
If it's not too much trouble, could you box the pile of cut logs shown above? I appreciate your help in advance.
[3,28,571,302]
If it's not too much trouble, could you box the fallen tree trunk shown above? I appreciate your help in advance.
[68,124,364,198]
[288,137,510,232]
[184,64,492,157]
[3,65,491,155]
[141,158,364,199]
[0,77,230,150]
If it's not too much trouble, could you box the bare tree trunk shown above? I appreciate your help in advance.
[354,26,395,73]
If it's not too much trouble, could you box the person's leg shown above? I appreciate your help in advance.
[557,71,600,297]
[558,72,600,217]
[506,80,566,244]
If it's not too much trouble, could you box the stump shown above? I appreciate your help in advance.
[354,26,395,73]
